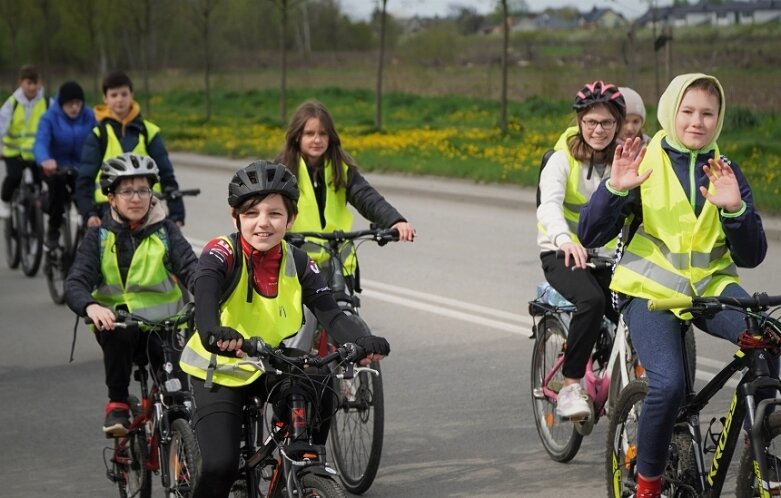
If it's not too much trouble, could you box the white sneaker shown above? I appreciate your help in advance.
[556,383,591,419]
[0,202,9,219]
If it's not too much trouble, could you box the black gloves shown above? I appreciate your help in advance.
[354,335,391,357]
[203,326,244,355]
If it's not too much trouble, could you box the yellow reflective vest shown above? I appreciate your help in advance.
[2,97,47,160]
[538,127,617,252]
[290,157,357,276]
[93,120,161,203]
[91,227,184,320]
[610,131,739,318]
[180,239,303,387]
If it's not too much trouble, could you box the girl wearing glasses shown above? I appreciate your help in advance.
[535,81,626,420]
[66,152,197,436]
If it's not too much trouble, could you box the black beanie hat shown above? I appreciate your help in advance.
[57,81,85,106]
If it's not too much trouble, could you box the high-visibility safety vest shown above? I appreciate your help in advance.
[179,239,303,387]
[610,131,739,318]
[2,97,48,160]
[290,157,357,276]
[91,227,184,321]
[93,120,162,203]
[538,127,617,252]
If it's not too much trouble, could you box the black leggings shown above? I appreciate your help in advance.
[191,370,335,498]
[540,251,617,379]
[43,171,75,231]
[1,157,39,202]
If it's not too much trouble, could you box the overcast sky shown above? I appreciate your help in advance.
[339,0,673,21]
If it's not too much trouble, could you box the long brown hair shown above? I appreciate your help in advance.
[567,103,625,163]
[275,100,358,191]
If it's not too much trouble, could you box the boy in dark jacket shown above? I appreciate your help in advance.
[34,80,97,247]
[66,153,197,436]
[75,71,185,228]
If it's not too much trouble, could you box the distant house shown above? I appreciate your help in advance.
[580,7,628,29]
[635,1,781,28]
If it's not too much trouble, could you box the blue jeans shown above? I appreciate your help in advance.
[624,283,751,477]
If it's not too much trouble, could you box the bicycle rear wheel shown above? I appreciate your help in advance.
[168,418,200,497]
[328,315,384,494]
[736,411,781,497]
[530,316,583,462]
[3,193,20,269]
[115,430,152,498]
[44,201,76,304]
[606,379,647,498]
[18,193,43,277]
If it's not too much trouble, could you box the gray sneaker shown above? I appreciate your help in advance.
[556,383,591,419]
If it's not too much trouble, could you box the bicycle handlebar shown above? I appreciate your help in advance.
[154,187,201,202]
[648,293,781,312]
[83,304,194,330]
[285,228,399,247]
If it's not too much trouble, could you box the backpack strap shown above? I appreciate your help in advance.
[98,121,110,159]
[536,149,556,207]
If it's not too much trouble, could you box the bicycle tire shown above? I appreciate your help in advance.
[683,325,697,386]
[116,430,152,498]
[530,315,583,462]
[736,411,781,497]
[296,474,347,498]
[18,193,43,277]
[664,430,698,497]
[606,378,647,498]
[44,202,77,305]
[328,314,384,494]
[168,418,201,498]
[4,189,21,269]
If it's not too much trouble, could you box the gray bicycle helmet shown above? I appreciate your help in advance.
[228,160,299,207]
[572,80,626,118]
[100,152,159,195]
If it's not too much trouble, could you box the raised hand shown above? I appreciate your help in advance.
[700,157,742,212]
[607,137,650,192]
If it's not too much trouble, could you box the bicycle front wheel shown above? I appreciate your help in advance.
[18,194,43,277]
[736,411,781,497]
[606,379,647,498]
[168,418,200,498]
[530,316,583,462]
[328,316,384,494]
[297,474,346,498]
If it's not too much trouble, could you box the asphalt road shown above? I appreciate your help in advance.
[1,159,781,497]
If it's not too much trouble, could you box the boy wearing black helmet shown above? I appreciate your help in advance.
[180,161,390,498]
[536,80,625,420]
[65,152,197,436]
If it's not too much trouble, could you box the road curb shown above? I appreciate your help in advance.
[170,151,781,242]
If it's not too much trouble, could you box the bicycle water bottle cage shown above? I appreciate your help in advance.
[703,416,725,454]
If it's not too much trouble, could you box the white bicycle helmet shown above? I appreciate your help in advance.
[100,152,159,195]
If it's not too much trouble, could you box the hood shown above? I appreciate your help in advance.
[94,100,141,133]
[12,86,45,105]
[657,73,725,153]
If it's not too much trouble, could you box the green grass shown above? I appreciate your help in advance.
[149,87,781,214]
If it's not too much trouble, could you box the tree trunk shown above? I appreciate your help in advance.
[280,0,288,123]
[375,0,388,130]
[500,0,509,135]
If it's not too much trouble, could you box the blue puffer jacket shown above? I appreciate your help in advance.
[33,99,97,169]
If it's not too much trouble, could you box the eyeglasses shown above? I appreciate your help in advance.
[582,119,617,131]
[115,187,153,200]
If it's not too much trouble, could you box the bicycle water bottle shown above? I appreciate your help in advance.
[536,282,574,308]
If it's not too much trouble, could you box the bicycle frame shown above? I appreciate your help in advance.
[530,300,632,419]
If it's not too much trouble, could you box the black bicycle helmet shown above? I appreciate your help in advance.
[100,152,159,195]
[228,160,299,208]
[572,80,626,118]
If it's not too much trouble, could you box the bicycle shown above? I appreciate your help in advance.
[43,168,84,304]
[228,336,376,498]
[4,163,44,276]
[284,227,398,494]
[86,305,200,498]
[606,292,781,498]
[529,256,644,462]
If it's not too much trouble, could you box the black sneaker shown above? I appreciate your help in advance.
[44,228,60,250]
[103,402,131,437]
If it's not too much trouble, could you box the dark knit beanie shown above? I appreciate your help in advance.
[57,81,85,106]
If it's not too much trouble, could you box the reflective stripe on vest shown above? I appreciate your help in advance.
[179,240,303,387]
[93,120,161,203]
[537,126,617,253]
[91,227,184,320]
[610,131,739,318]
[2,97,47,160]
[290,157,357,275]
